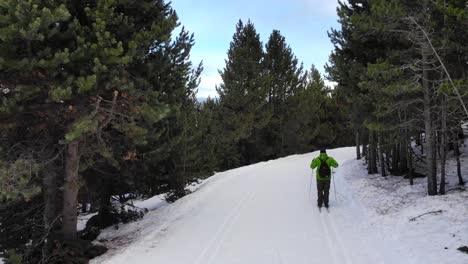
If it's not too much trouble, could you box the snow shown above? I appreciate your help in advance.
[461,122,468,136]
[343,160,468,264]
[90,146,468,264]
[344,140,468,264]
[78,212,98,232]
[133,195,167,211]
[77,194,168,232]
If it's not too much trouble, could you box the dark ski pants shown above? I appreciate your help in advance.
[316,180,331,207]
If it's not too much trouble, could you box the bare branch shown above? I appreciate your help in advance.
[409,210,443,222]
[406,16,468,118]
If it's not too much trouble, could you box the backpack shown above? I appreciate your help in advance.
[318,158,331,179]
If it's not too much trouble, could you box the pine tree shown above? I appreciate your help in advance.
[0,0,200,261]
[216,20,269,168]
[130,27,203,200]
[326,0,374,163]
[327,0,467,193]
[262,30,303,157]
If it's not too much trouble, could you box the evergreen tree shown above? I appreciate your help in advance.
[0,0,201,261]
[216,20,269,168]
[327,0,467,194]
[284,66,350,153]
[262,30,303,157]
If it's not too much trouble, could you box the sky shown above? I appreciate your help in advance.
[171,0,342,98]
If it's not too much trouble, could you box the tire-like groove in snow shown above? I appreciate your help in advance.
[205,191,257,264]
[323,211,355,264]
[193,188,257,264]
[317,210,348,264]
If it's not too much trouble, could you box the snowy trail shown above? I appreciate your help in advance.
[94,147,404,264]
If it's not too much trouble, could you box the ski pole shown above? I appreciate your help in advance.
[308,170,313,200]
[332,168,337,201]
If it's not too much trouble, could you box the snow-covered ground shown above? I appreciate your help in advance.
[90,146,468,264]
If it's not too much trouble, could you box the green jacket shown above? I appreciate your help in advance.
[310,153,339,181]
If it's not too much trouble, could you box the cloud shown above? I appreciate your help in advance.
[297,0,340,17]
[197,71,222,98]
[324,79,337,88]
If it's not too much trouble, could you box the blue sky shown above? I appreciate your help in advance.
[171,0,341,98]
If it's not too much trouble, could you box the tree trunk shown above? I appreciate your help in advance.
[372,131,378,174]
[391,143,398,174]
[355,130,361,160]
[378,133,386,176]
[280,117,285,157]
[368,131,378,174]
[439,95,447,194]
[42,167,60,259]
[432,121,438,188]
[454,138,464,186]
[399,110,408,174]
[367,133,372,174]
[420,132,424,155]
[43,169,59,232]
[407,140,414,185]
[62,141,81,240]
[360,129,369,164]
[400,137,408,174]
[362,129,368,160]
[422,46,437,195]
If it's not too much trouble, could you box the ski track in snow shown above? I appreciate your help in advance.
[92,148,412,264]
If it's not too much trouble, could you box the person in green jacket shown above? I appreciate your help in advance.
[310,148,338,208]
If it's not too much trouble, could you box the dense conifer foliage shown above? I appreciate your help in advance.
[326,0,467,194]
[2,0,465,262]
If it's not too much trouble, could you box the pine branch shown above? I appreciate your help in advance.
[405,16,468,119]
[409,209,443,222]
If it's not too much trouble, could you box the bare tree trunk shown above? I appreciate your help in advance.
[408,16,468,119]
[368,133,373,174]
[400,134,408,174]
[420,132,424,155]
[432,120,438,188]
[43,169,59,232]
[356,130,361,160]
[439,95,447,194]
[386,148,392,174]
[399,110,408,174]
[368,131,378,174]
[392,143,398,174]
[423,47,437,195]
[362,129,368,159]
[378,133,386,176]
[42,167,59,259]
[372,131,378,173]
[407,140,414,185]
[62,141,81,240]
[454,138,464,186]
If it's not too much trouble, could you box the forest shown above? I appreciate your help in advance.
[0,0,466,263]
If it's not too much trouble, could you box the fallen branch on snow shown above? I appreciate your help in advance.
[458,246,468,254]
[409,210,443,222]
[446,186,466,193]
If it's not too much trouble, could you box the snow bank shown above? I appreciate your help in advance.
[88,146,467,264]
[77,179,208,231]
[343,152,468,263]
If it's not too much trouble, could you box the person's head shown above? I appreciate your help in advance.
[319,148,327,159]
